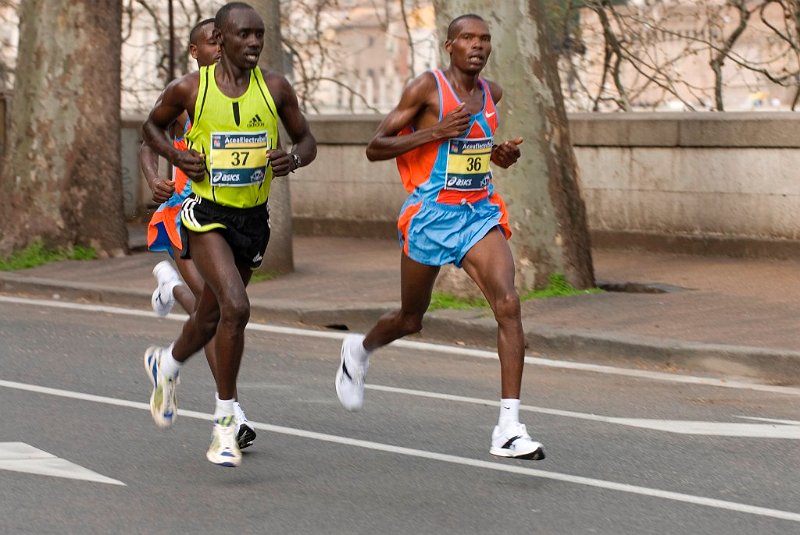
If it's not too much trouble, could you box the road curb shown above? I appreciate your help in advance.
[2,273,799,385]
[521,324,800,384]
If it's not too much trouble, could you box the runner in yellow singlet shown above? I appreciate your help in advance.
[141,1,316,468]
[139,18,257,452]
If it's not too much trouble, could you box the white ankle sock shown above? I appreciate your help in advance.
[214,396,235,420]
[159,344,182,378]
[498,398,520,428]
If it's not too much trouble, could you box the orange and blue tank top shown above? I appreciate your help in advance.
[146,118,195,253]
[396,69,498,205]
[172,118,191,195]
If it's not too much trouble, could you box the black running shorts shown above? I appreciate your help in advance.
[179,194,270,270]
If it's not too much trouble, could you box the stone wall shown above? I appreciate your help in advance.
[570,112,800,255]
[10,105,797,256]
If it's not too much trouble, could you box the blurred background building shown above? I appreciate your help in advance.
[0,0,798,114]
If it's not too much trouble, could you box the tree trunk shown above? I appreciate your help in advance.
[251,0,294,274]
[433,0,594,294]
[0,0,127,258]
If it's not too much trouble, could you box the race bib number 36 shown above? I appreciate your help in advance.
[209,131,269,187]
[445,137,493,191]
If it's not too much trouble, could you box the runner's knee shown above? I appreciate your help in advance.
[219,298,250,329]
[194,310,220,340]
[493,291,521,323]
[398,312,424,336]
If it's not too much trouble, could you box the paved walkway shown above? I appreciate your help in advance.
[2,231,800,385]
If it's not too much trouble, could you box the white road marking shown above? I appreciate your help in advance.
[738,416,800,425]
[0,442,124,486]
[1,378,799,523]
[366,385,800,438]
[2,295,799,396]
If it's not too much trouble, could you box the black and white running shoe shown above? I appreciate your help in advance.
[490,423,545,460]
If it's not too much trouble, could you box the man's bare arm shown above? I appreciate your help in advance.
[139,142,174,203]
[266,72,317,177]
[142,74,206,181]
[139,110,190,202]
[366,73,470,162]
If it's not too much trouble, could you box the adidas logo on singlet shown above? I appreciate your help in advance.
[248,114,265,128]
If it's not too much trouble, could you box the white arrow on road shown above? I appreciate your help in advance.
[0,442,125,486]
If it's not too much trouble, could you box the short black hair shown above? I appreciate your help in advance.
[446,14,486,40]
[189,18,215,45]
[215,2,255,31]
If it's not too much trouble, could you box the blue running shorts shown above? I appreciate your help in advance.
[397,194,509,267]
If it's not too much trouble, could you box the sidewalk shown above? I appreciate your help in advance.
[2,231,800,385]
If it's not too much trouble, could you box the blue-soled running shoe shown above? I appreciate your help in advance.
[207,415,242,467]
[143,346,178,428]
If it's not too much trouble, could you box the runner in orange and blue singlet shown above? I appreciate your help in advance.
[334,14,545,462]
[395,68,510,267]
[146,119,193,256]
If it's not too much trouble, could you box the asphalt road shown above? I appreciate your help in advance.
[1,296,799,534]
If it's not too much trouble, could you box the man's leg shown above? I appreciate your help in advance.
[175,252,254,448]
[364,253,441,350]
[175,254,221,385]
[175,231,252,400]
[461,228,523,399]
[173,230,251,467]
[336,253,439,411]
[174,254,227,392]
[144,237,225,430]
[461,227,544,460]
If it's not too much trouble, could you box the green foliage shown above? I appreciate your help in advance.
[0,240,97,271]
[428,292,489,311]
[428,273,603,311]
[250,270,279,283]
[521,273,603,300]
[68,246,97,261]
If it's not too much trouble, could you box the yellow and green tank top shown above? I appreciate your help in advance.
[186,63,279,208]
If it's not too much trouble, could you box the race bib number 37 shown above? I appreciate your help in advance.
[445,137,493,191]
[209,131,269,187]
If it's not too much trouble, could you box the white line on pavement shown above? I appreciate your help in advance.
[2,295,800,396]
[1,378,799,523]
[366,385,800,438]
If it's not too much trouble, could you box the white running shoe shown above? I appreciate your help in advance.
[490,423,545,460]
[151,261,181,317]
[143,346,178,428]
[207,415,241,467]
[335,334,369,411]
[234,402,256,450]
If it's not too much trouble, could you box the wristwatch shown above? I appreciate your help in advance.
[290,153,301,172]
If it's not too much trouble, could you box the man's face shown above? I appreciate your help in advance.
[216,7,265,70]
[190,24,221,67]
[445,18,492,75]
